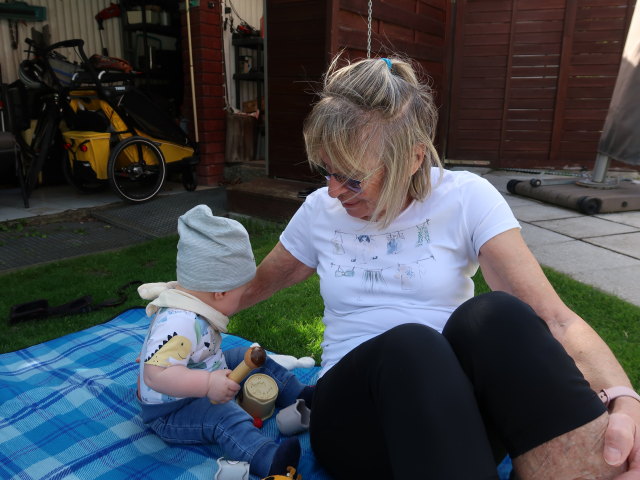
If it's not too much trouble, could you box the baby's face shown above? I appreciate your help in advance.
[215,283,248,316]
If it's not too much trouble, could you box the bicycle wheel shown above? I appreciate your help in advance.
[107,136,166,203]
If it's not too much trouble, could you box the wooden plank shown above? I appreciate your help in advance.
[569,53,622,65]
[459,44,510,56]
[450,97,504,109]
[575,18,626,31]
[513,43,562,55]
[572,40,625,54]
[460,76,507,88]
[566,86,617,99]
[505,119,553,130]
[574,29,627,42]
[518,0,565,10]
[465,11,512,23]
[563,108,609,120]
[510,65,559,76]
[461,55,508,67]
[340,0,445,36]
[568,64,620,75]
[576,5,630,20]
[508,97,556,108]
[463,32,510,45]
[501,139,551,151]
[497,0,518,167]
[457,109,505,120]
[454,139,501,150]
[514,20,564,34]
[504,130,552,141]
[460,66,510,77]
[456,129,502,140]
[460,88,506,98]
[517,8,565,21]
[511,77,558,88]
[509,87,557,99]
[458,118,503,130]
[463,23,511,35]
[565,98,611,109]
[465,1,513,13]
[512,31,563,43]
[507,109,554,120]
[563,119,607,131]
[511,55,561,67]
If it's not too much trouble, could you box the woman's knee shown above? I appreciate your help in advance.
[443,291,545,345]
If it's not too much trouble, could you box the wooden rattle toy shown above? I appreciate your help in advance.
[228,346,266,383]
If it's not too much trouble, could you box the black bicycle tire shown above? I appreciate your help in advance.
[107,136,166,203]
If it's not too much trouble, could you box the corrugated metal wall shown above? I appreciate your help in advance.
[222,0,263,110]
[0,0,122,84]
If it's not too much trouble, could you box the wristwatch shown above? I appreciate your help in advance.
[599,386,640,407]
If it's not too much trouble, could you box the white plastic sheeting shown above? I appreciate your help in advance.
[221,0,263,111]
[0,0,123,84]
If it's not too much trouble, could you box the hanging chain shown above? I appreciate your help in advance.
[367,0,372,58]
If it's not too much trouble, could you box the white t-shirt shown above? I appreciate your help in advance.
[138,308,227,404]
[280,168,520,376]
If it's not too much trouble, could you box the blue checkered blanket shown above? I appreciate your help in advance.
[1,308,512,479]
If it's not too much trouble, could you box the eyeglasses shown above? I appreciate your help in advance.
[317,166,363,193]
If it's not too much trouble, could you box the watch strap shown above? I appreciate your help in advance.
[599,386,640,407]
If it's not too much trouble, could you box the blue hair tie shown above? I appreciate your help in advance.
[381,58,392,71]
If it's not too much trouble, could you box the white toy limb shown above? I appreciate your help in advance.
[250,343,316,370]
[137,281,179,300]
[214,458,249,480]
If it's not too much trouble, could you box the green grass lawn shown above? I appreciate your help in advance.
[1,217,638,388]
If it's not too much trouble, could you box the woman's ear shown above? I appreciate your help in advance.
[411,144,425,175]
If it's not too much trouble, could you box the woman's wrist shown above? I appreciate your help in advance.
[599,386,640,409]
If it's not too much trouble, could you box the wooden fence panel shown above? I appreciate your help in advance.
[447,0,635,169]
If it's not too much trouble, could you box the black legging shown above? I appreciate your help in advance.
[309,291,606,479]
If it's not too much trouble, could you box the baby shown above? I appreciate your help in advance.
[136,204,312,477]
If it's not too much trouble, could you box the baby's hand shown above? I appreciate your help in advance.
[207,369,241,404]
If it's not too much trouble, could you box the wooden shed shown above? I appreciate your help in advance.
[263,0,637,184]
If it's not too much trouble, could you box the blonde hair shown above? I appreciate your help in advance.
[303,54,443,228]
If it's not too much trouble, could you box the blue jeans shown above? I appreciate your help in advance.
[139,347,306,477]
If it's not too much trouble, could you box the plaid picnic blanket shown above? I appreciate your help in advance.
[0,308,331,480]
[1,307,512,479]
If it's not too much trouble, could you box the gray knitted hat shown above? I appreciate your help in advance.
[177,205,256,292]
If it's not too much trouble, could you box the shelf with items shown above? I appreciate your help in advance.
[232,34,264,112]
[119,0,181,117]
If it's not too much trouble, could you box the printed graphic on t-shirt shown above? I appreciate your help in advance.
[330,218,435,292]
[144,332,192,366]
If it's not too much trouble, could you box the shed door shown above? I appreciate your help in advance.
[266,0,330,181]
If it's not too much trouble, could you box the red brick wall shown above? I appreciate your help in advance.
[180,2,226,186]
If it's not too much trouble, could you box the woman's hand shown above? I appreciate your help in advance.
[607,398,640,478]
[206,369,241,404]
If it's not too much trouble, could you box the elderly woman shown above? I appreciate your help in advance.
[235,55,640,479]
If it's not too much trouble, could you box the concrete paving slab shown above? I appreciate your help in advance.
[510,203,583,222]
[529,241,635,275]
[504,194,536,208]
[520,222,574,247]
[571,265,640,307]
[531,216,638,239]
[595,211,640,229]
[584,232,640,260]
